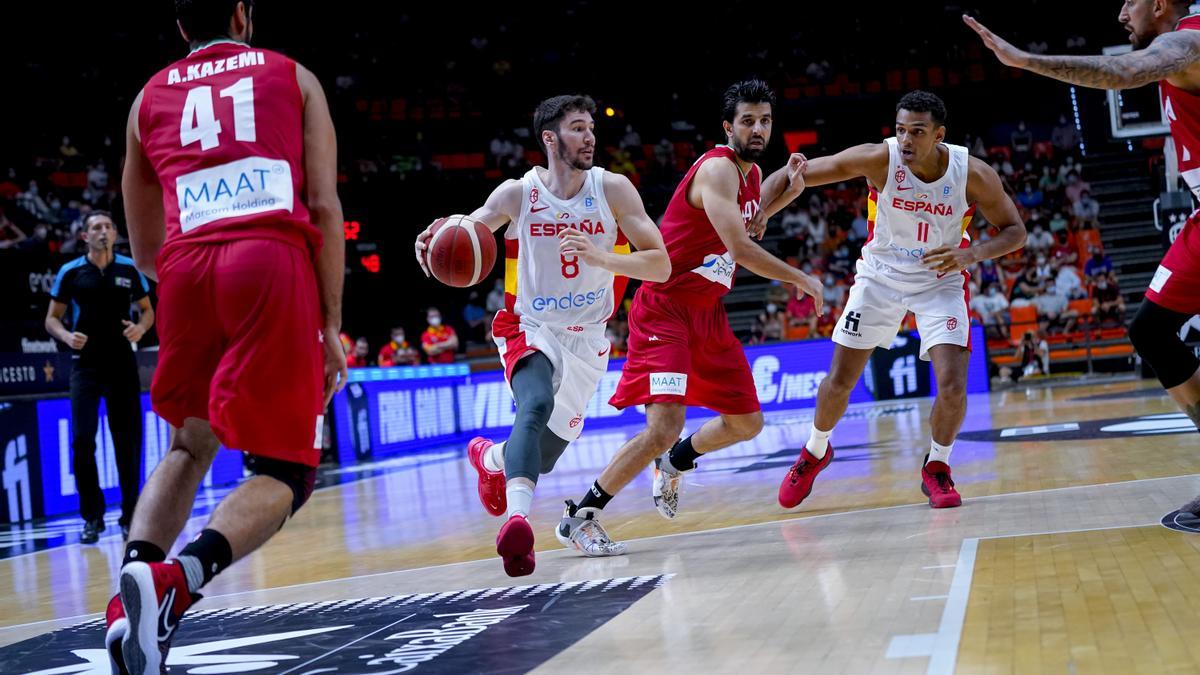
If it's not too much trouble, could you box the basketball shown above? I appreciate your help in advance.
[425,214,497,287]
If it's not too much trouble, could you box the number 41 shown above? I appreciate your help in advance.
[180,77,257,150]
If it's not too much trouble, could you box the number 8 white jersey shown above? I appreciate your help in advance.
[504,167,625,327]
[858,138,976,293]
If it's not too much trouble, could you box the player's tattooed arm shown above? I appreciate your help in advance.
[966,15,1200,89]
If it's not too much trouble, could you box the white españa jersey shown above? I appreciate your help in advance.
[859,138,977,292]
[507,167,621,326]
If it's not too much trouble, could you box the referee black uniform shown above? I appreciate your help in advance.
[47,216,153,543]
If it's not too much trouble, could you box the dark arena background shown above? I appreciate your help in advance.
[1,2,1199,673]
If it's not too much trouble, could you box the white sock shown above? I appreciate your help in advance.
[928,440,953,465]
[483,441,505,473]
[176,555,205,594]
[506,483,534,519]
[806,426,833,459]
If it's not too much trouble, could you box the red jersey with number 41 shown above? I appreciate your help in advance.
[138,40,319,257]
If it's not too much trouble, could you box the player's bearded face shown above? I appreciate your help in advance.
[555,117,596,171]
[727,103,772,161]
[1119,1,1155,49]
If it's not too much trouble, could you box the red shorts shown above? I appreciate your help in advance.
[610,287,760,415]
[1146,214,1200,314]
[152,238,324,467]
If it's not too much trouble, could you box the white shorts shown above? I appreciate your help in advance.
[833,273,971,361]
[492,310,608,442]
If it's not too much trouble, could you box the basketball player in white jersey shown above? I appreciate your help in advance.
[414,95,669,576]
[777,91,1026,510]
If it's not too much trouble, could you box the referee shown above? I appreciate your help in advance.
[45,211,154,543]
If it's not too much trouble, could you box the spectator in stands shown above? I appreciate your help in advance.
[1048,209,1070,235]
[1059,156,1080,183]
[850,207,870,241]
[1083,246,1113,279]
[1072,189,1100,228]
[619,124,642,150]
[752,305,785,344]
[1055,262,1087,299]
[971,283,1010,339]
[1074,220,1102,261]
[1063,170,1091,205]
[1032,254,1054,284]
[462,291,487,342]
[1038,164,1063,199]
[1033,282,1079,333]
[421,307,458,364]
[1026,223,1054,256]
[378,326,420,367]
[822,273,847,309]
[976,257,1006,289]
[828,242,853,277]
[1051,114,1080,154]
[1010,266,1042,308]
[1013,330,1051,380]
[1093,272,1125,325]
[59,136,80,161]
[765,279,790,308]
[1050,230,1078,267]
[486,278,506,314]
[779,202,809,258]
[17,180,51,221]
[346,337,371,368]
[805,201,827,254]
[1011,121,1034,161]
[786,284,819,337]
[84,161,109,204]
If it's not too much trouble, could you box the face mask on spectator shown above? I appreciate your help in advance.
[767,304,778,314]
[824,277,835,287]
[988,287,998,296]
[1097,281,1108,290]
[392,332,405,344]
[428,315,442,327]
[1033,226,1044,235]
[1037,256,1047,266]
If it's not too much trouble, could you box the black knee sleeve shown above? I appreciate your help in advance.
[244,455,317,514]
[1129,300,1198,389]
[538,430,571,474]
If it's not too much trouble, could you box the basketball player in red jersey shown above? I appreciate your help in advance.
[111,2,346,672]
[557,80,824,549]
[968,3,1200,516]
[775,91,1026,511]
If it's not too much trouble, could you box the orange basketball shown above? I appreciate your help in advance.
[425,214,497,287]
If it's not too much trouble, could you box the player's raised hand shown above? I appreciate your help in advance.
[963,15,1029,69]
[922,245,978,275]
[794,272,824,316]
[786,153,808,193]
[558,229,604,266]
[414,219,439,277]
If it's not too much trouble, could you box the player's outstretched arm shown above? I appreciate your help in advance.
[965,14,1200,89]
[413,180,519,277]
[802,143,889,189]
[923,158,1027,275]
[122,90,166,281]
[558,173,669,282]
[696,160,823,313]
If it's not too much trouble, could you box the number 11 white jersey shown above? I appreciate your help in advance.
[859,138,976,293]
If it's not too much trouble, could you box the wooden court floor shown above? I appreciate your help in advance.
[1,377,1198,673]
